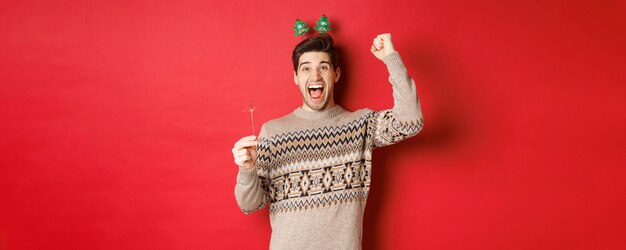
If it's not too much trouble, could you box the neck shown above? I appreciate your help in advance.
[301,97,337,112]
[301,103,337,112]
[294,105,344,120]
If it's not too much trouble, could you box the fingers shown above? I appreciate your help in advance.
[233,135,259,168]
[233,148,248,158]
[371,33,396,58]
[376,33,391,42]
[373,33,392,50]
[370,44,378,53]
[233,147,255,167]
[234,154,252,167]
[238,140,258,149]
[238,135,256,143]
[233,135,257,151]
[235,154,249,163]
[372,36,383,50]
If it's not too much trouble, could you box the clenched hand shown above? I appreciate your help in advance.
[370,33,397,61]
[232,135,258,170]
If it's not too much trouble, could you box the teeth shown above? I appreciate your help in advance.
[308,85,323,89]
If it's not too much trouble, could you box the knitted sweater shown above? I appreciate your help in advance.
[234,52,424,250]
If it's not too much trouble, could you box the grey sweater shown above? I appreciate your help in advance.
[235,52,424,249]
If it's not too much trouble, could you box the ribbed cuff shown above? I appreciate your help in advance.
[237,167,257,183]
[383,52,407,74]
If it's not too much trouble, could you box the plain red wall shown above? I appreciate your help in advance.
[1,0,625,249]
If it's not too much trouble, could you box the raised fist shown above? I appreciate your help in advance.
[370,33,396,61]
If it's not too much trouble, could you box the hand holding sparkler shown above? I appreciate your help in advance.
[232,100,258,170]
[232,135,258,170]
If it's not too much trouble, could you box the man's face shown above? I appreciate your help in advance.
[294,52,341,111]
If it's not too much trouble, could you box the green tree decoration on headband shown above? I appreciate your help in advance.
[294,19,309,36]
[314,15,331,33]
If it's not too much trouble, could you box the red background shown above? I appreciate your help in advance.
[1,0,625,249]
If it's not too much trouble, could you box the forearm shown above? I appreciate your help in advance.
[234,167,267,214]
[383,52,423,123]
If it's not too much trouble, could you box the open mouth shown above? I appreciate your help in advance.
[308,84,324,101]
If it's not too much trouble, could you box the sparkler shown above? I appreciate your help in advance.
[243,100,256,135]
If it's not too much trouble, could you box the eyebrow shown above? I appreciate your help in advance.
[298,61,331,69]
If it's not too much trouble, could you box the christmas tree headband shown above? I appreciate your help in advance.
[293,15,331,37]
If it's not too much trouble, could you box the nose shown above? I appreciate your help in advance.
[311,69,322,80]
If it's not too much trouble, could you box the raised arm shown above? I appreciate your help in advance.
[368,33,424,148]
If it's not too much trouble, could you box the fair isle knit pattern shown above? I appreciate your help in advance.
[258,110,422,215]
[235,52,423,250]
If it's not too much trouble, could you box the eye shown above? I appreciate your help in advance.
[320,65,329,71]
[301,66,310,72]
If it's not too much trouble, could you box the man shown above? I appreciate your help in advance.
[232,33,423,249]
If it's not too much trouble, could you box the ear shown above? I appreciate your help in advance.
[293,71,298,85]
[334,67,341,83]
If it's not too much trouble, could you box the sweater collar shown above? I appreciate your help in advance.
[293,105,345,120]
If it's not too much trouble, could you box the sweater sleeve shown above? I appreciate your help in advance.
[234,125,272,214]
[367,52,424,148]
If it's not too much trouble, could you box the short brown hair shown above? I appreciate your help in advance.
[292,33,338,73]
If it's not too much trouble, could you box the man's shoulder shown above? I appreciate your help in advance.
[263,111,296,127]
[337,108,373,121]
[258,110,298,137]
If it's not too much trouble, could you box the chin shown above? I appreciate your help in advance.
[306,104,324,111]
[305,99,327,111]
